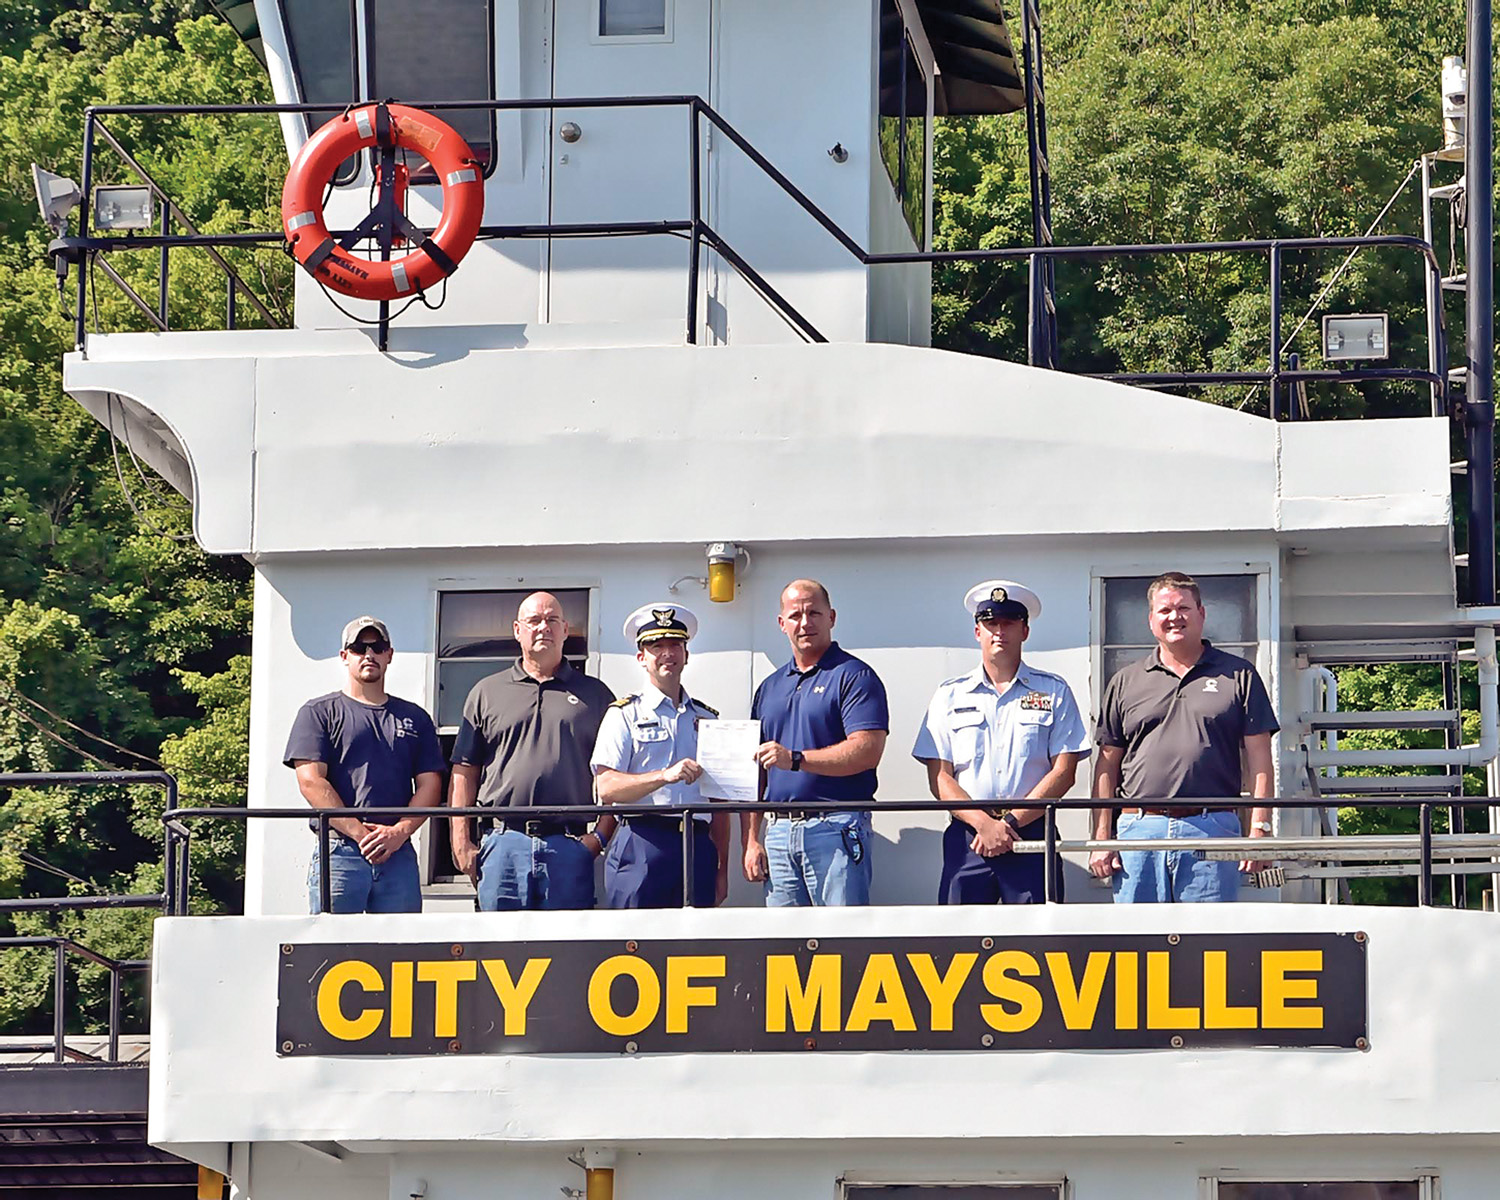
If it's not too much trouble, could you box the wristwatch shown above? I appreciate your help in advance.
[1001,812,1023,834]
[1250,820,1273,834]
[790,750,804,772]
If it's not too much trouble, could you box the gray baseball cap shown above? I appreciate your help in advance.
[340,616,391,649]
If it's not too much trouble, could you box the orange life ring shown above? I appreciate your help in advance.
[281,103,485,303]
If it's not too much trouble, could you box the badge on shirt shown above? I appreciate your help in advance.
[1203,679,1219,694]
[1019,691,1053,711]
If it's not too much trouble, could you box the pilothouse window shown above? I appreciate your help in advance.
[278,0,359,182]
[878,0,928,246]
[1214,1183,1427,1199]
[842,1186,1063,1199]
[599,0,669,38]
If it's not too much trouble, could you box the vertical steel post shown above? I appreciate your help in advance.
[177,829,190,914]
[1043,805,1060,903]
[163,826,177,915]
[1467,0,1496,603]
[682,812,697,908]
[108,967,122,1063]
[317,814,332,914]
[76,112,95,351]
[226,276,237,330]
[158,202,170,329]
[1445,659,1467,908]
[1418,802,1434,906]
[53,942,67,1063]
[686,101,701,346]
[1268,244,1283,420]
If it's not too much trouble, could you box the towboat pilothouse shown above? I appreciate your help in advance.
[13,0,1500,1197]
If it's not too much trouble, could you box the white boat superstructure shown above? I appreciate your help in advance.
[34,1,1500,1197]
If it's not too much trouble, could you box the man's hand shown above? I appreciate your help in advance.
[743,837,768,882]
[357,822,409,865]
[581,831,606,858]
[662,758,704,785]
[452,839,480,886]
[755,741,792,771]
[969,814,1016,857]
[1240,825,1271,874]
[1089,849,1121,879]
[715,870,730,906]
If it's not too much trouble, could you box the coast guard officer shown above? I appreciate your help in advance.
[913,580,1090,904]
[591,604,730,908]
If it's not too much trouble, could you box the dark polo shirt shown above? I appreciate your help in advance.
[451,659,616,815]
[1096,642,1278,804]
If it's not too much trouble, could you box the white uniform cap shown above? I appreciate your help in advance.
[964,579,1042,622]
[624,602,699,645]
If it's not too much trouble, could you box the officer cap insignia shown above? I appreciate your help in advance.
[964,579,1043,623]
[990,587,1008,603]
[652,607,676,627]
[624,603,698,645]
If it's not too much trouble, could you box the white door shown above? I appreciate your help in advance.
[547,0,711,328]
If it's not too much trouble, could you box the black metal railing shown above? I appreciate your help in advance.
[60,95,1449,415]
[0,936,148,1064]
[159,794,1500,916]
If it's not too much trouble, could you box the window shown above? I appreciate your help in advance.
[1214,1183,1426,1200]
[878,0,928,246]
[425,588,592,883]
[599,0,668,38]
[1099,573,1259,692]
[843,1186,1063,1199]
[277,1,495,186]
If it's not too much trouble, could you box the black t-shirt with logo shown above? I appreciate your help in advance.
[284,691,446,828]
[1096,642,1279,804]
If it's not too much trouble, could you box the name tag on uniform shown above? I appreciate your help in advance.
[1019,692,1053,712]
[949,706,984,729]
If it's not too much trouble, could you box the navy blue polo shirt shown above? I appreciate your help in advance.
[752,642,889,808]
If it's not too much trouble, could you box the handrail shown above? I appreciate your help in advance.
[61,95,1448,415]
[161,794,1498,914]
[0,936,149,1064]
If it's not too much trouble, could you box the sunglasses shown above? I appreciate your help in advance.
[346,639,391,656]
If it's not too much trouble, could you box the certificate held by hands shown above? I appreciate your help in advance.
[696,719,761,802]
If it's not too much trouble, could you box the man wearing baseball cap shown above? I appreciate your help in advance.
[913,581,1090,904]
[590,603,728,908]
[284,617,446,913]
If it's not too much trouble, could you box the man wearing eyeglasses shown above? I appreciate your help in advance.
[284,616,446,914]
[449,591,616,910]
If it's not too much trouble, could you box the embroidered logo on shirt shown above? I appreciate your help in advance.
[1203,679,1220,694]
[567,694,580,705]
[1019,692,1052,711]
[813,685,826,694]
[394,717,416,737]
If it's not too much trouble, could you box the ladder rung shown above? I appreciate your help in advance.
[1452,460,1470,475]
[1442,273,1468,289]
[1307,709,1460,731]
[1449,367,1468,382]
[1455,553,1471,567]
[1429,182,1465,200]
[1316,775,1465,795]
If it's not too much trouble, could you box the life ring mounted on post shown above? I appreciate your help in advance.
[281,102,485,304]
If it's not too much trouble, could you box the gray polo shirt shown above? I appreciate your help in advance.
[1096,642,1278,804]
[451,659,616,814]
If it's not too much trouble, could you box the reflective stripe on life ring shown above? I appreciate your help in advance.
[280,103,485,303]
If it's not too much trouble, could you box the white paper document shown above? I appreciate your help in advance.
[695,719,762,802]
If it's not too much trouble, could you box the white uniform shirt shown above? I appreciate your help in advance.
[912,662,1092,802]
[590,683,716,822]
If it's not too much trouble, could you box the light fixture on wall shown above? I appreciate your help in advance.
[1322,314,1388,361]
[669,543,752,603]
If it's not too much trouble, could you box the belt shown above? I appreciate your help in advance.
[773,807,866,822]
[624,812,712,826]
[484,815,588,838]
[1121,806,1238,818]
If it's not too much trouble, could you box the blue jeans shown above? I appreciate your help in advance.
[1113,809,1243,903]
[307,839,421,914]
[476,827,596,911]
[764,814,872,907]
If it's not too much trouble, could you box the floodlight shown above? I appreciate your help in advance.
[1322,314,1388,362]
[92,185,156,231]
[31,164,81,234]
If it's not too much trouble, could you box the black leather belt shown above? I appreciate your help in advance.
[482,815,588,838]
[1122,806,1237,818]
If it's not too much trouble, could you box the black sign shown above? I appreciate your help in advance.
[276,932,1368,1056]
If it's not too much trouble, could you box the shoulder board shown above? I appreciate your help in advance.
[610,694,639,709]
[691,699,720,716]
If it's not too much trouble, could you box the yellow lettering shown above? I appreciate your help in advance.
[417,960,477,1038]
[588,955,661,1036]
[765,955,842,1033]
[845,954,916,1032]
[1114,952,1139,1029]
[1045,951,1110,1030]
[316,960,384,1042]
[481,958,552,1036]
[980,951,1042,1033]
[1146,951,1200,1030]
[907,952,977,1031]
[665,956,725,1033]
[1203,950,1257,1029]
[1261,950,1324,1029]
[389,960,413,1039]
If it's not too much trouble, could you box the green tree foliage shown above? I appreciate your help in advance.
[0,4,275,1035]
[933,0,1467,418]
